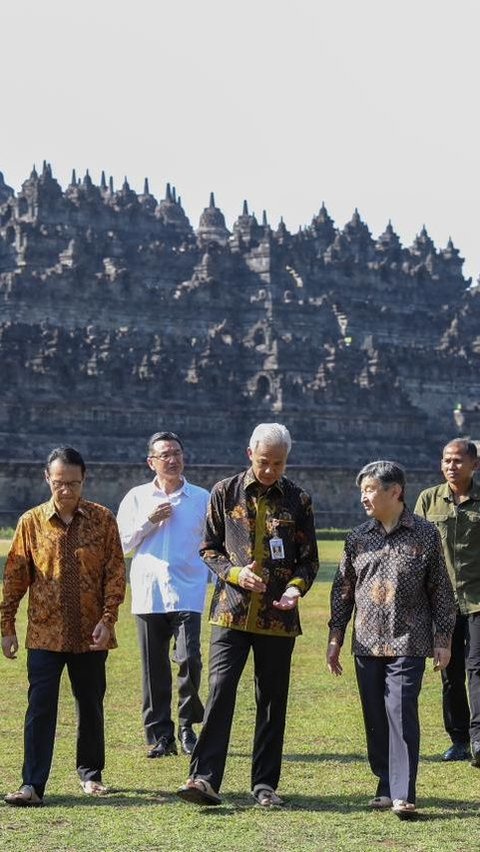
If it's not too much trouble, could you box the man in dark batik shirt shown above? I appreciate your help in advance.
[327,460,455,818]
[177,423,318,808]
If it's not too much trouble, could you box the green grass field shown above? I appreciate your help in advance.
[1,540,480,850]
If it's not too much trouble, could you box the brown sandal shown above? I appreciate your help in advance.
[81,780,109,795]
[177,778,221,806]
[5,784,44,807]
[252,784,284,807]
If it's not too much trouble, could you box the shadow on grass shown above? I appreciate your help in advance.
[35,789,173,808]
[230,751,366,763]
[36,791,480,820]
[231,750,459,764]
[175,793,480,821]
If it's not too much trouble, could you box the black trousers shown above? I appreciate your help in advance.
[189,626,295,794]
[443,610,480,743]
[355,655,425,804]
[23,649,107,797]
[136,612,204,744]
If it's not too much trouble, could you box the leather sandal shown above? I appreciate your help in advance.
[392,799,417,818]
[252,784,284,807]
[368,795,393,809]
[5,784,44,807]
[81,780,108,795]
[176,778,221,806]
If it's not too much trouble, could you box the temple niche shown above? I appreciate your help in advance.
[0,163,478,468]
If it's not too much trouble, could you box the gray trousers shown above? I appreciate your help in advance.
[355,655,425,804]
[136,612,204,744]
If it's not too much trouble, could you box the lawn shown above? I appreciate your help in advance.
[1,557,480,851]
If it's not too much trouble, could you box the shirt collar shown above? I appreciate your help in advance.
[244,467,285,495]
[440,479,480,503]
[365,505,414,533]
[45,496,88,521]
[152,475,188,497]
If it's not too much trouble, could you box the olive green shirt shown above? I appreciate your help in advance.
[414,481,480,615]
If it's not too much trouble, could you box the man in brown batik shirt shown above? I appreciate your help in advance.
[1,446,126,807]
[177,423,318,808]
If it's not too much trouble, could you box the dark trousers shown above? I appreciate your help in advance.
[136,612,204,744]
[442,611,480,743]
[442,611,470,744]
[23,649,107,797]
[355,655,425,804]
[189,626,296,794]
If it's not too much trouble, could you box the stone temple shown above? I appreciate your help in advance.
[1,163,479,523]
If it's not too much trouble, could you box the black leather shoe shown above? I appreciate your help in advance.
[442,742,471,761]
[471,741,480,767]
[147,736,178,758]
[178,727,197,755]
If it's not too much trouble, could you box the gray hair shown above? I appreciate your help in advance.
[249,423,292,454]
[443,438,478,460]
[147,431,183,456]
[356,460,406,500]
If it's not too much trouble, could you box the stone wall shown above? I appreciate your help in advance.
[0,460,443,530]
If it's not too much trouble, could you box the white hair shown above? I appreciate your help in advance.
[249,423,292,454]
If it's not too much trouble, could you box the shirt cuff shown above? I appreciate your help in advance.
[226,567,243,586]
[1,620,16,637]
[327,627,344,647]
[102,612,116,627]
[287,578,307,595]
[433,632,451,649]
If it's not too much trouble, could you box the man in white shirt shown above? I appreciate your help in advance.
[117,432,210,757]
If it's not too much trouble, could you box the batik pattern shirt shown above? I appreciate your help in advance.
[1,498,126,653]
[200,468,318,637]
[328,507,455,657]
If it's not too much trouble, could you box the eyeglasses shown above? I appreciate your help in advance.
[49,480,83,491]
[149,450,183,462]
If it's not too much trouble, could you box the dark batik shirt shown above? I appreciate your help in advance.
[328,507,456,657]
[1,498,126,652]
[200,468,319,637]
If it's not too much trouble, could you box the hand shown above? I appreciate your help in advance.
[89,621,110,651]
[272,587,301,610]
[326,641,343,676]
[148,502,173,524]
[238,561,267,593]
[433,646,451,671]
[2,635,18,659]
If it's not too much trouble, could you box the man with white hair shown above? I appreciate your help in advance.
[177,423,318,807]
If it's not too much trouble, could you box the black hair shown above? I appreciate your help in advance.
[46,446,86,475]
[356,460,405,501]
[443,438,478,460]
[147,431,184,455]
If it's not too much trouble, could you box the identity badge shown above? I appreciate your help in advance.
[269,537,285,560]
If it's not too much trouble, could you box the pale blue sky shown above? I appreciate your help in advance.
[2,0,479,279]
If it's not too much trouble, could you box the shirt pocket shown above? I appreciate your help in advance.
[457,509,480,544]
[462,510,480,524]
[428,514,450,540]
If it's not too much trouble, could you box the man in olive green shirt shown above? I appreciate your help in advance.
[414,438,480,765]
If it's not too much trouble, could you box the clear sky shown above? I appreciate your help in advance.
[2,0,478,279]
